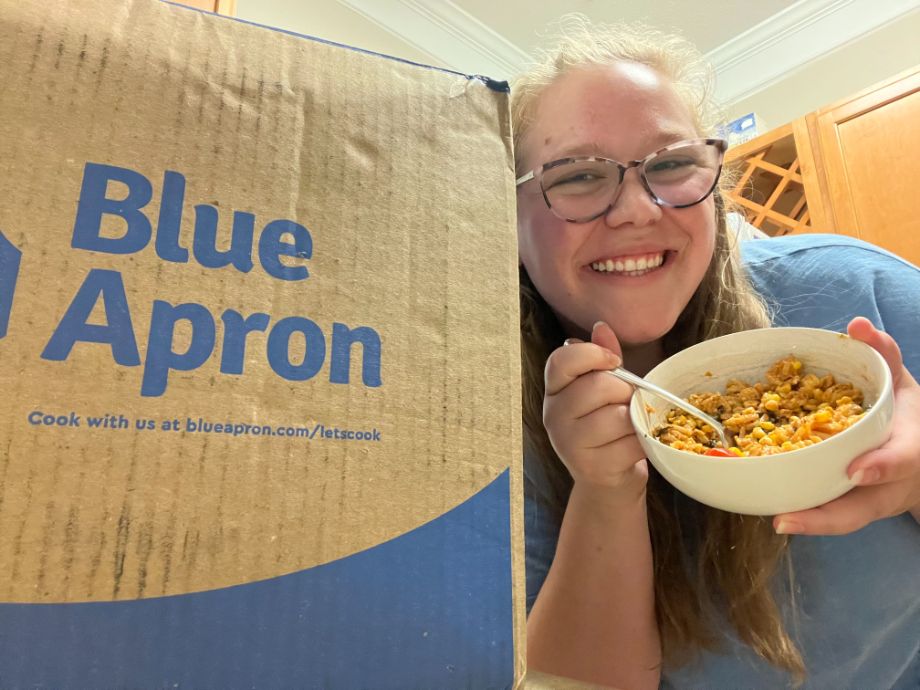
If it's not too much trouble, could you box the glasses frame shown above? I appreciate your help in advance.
[516,137,728,223]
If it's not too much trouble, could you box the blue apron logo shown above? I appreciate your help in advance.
[0,231,21,339]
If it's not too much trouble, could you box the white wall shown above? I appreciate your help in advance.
[235,0,918,134]
[236,0,442,67]
[726,10,920,128]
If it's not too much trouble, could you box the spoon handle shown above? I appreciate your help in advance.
[607,367,732,450]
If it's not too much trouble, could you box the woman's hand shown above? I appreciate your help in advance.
[543,321,648,495]
[774,317,920,535]
[532,321,661,689]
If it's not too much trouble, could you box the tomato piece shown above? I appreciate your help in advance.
[704,447,735,457]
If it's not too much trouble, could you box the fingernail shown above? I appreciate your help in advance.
[563,338,577,347]
[775,520,803,535]
[593,320,608,331]
[851,467,880,485]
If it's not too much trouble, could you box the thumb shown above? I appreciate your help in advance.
[591,320,623,359]
[847,317,906,387]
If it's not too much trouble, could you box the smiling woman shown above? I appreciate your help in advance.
[516,56,725,357]
[513,16,920,690]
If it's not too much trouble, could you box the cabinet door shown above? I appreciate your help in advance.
[816,66,920,265]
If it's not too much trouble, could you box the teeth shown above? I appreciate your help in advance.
[591,252,665,275]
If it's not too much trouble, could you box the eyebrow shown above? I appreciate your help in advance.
[545,141,605,159]
[545,130,693,162]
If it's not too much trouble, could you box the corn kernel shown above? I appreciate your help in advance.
[813,409,833,424]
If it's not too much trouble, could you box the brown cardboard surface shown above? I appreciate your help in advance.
[0,0,523,684]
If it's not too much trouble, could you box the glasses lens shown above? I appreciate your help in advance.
[643,142,723,206]
[541,159,619,221]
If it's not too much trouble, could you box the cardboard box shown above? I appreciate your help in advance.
[0,0,524,687]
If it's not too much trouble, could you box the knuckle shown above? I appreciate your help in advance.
[543,350,561,382]
[606,404,632,435]
[545,346,564,370]
[542,397,561,429]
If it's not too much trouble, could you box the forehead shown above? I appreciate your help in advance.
[523,62,699,163]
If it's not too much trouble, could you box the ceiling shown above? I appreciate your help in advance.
[235,0,920,124]
[237,0,799,73]
[444,0,799,55]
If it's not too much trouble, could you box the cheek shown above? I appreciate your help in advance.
[517,195,566,271]
[686,202,718,256]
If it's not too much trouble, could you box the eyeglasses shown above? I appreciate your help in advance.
[516,138,728,223]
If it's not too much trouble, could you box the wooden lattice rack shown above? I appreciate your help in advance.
[724,117,830,237]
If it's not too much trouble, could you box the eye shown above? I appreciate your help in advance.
[647,157,696,173]
[548,170,605,187]
[543,161,613,193]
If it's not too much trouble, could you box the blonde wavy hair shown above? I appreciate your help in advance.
[514,16,805,681]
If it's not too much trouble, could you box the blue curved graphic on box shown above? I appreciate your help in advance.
[0,470,514,689]
[0,231,22,339]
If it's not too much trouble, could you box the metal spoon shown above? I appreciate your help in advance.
[607,366,733,451]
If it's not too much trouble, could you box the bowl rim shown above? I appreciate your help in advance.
[629,326,894,467]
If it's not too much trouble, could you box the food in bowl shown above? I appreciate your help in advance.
[653,355,867,456]
[629,327,893,515]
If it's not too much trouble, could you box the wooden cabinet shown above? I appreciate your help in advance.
[726,65,920,266]
[724,117,829,237]
[815,68,920,264]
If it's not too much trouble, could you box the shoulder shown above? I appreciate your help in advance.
[739,234,920,378]
[739,234,920,300]
[741,233,918,276]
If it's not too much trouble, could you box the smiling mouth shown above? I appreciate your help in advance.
[590,251,667,276]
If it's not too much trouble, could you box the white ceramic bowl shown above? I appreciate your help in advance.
[629,327,894,515]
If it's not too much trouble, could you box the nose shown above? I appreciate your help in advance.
[603,167,662,229]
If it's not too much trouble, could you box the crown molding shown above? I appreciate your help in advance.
[706,0,920,105]
[337,0,917,107]
[337,0,529,79]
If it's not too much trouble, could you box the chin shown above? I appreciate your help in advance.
[615,320,675,348]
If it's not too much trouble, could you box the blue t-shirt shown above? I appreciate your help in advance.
[524,234,920,689]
